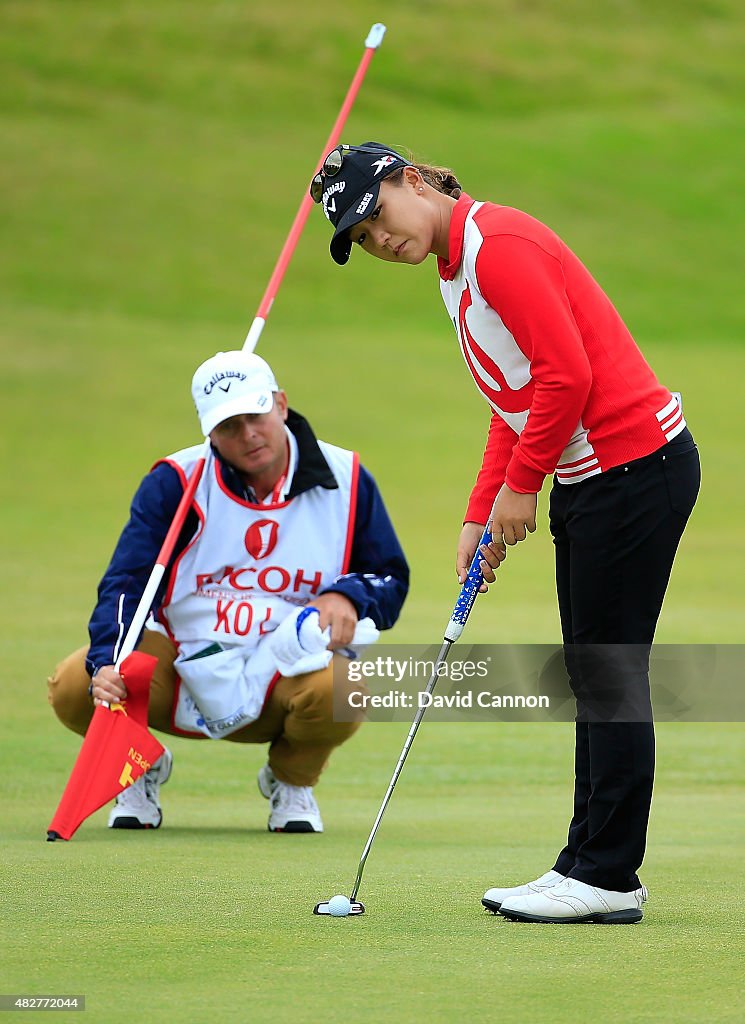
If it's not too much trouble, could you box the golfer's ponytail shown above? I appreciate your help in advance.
[387,160,463,199]
[414,163,462,198]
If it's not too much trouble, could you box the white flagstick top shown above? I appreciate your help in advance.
[113,436,211,669]
[113,565,167,670]
[243,316,266,354]
[365,24,386,48]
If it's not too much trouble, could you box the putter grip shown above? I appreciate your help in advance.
[444,527,492,642]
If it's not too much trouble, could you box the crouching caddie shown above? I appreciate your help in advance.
[48,350,409,833]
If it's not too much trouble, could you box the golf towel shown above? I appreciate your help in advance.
[173,608,379,738]
[269,606,379,677]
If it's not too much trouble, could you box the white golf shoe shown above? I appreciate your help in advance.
[498,877,648,924]
[257,764,323,833]
[482,870,566,912]
[108,748,173,829]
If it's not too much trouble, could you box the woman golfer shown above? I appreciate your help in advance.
[312,142,700,924]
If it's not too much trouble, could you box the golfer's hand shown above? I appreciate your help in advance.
[489,485,537,546]
[456,521,506,592]
[91,665,127,707]
[315,592,359,649]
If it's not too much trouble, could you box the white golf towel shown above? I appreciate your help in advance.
[269,606,379,677]
[173,606,379,738]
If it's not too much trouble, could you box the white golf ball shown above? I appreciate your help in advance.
[328,894,352,917]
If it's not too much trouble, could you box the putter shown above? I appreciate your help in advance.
[314,526,493,916]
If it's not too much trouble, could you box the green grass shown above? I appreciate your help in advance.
[1,1,744,1021]
[2,723,744,1023]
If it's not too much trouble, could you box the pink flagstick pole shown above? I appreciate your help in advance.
[114,24,387,667]
[243,21,386,353]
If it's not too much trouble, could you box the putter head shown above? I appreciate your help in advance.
[313,899,365,916]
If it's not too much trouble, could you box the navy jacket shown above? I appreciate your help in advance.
[87,409,409,676]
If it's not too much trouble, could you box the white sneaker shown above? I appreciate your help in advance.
[482,870,565,912]
[257,764,323,833]
[108,748,173,830]
[499,877,648,924]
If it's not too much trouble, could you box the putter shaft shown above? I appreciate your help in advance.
[342,526,491,908]
[350,638,452,901]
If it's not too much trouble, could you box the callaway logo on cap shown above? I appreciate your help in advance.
[313,142,409,265]
[192,351,279,437]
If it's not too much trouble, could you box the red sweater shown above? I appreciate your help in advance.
[438,196,685,523]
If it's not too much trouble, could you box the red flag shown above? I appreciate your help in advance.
[47,652,165,841]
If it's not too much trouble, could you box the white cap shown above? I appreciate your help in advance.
[192,350,279,436]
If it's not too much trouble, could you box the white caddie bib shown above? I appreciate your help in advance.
[157,441,358,737]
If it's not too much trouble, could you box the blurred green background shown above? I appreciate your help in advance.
[1,2,743,1022]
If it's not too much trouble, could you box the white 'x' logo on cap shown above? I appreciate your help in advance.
[371,155,396,175]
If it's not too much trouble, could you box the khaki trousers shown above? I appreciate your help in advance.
[48,630,363,787]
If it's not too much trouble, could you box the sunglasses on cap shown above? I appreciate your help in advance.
[309,145,403,204]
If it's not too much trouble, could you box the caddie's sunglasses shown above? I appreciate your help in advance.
[309,145,401,204]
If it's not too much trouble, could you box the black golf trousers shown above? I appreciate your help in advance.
[548,427,700,892]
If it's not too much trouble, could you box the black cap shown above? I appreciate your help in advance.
[319,142,409,265]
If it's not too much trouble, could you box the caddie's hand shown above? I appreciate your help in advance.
[489,485,537,547]
[314,592,359,650]
[456,520,506,593]
[91,665,128,707]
